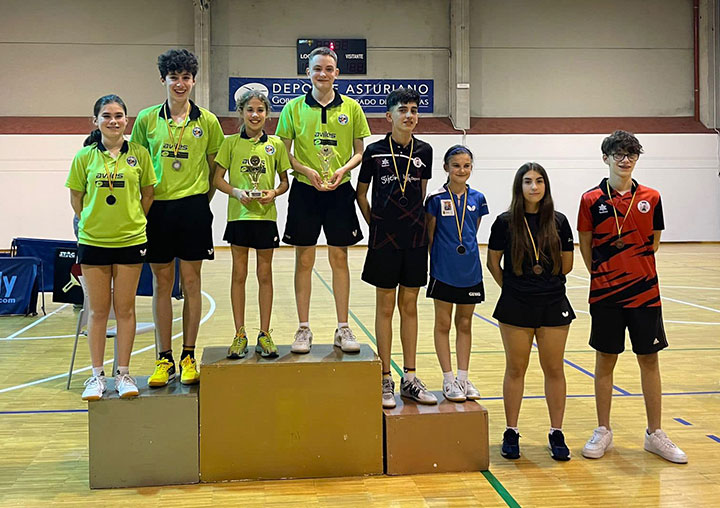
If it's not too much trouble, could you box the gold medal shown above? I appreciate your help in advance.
[389,136,414,207]
[165,102,191,171]
[606,180,636,249]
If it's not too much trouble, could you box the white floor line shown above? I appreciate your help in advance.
[0,315,183,341]
[0,291,216,395]
[661,296,720,314]
[2,304,69,340]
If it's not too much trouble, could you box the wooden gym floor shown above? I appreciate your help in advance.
[1,243,719,507]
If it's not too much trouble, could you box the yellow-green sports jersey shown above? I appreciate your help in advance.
[215,130,291,222]
[65,140,157,248]
[130,100,224,200]
[275,92,370,186]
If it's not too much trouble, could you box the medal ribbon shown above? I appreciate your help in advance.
[448,186,467,247]
[164,101,191,161]
[523,216,540,265]
[101,150,121,194]
[606,180,636,241]
[388,136,414,199]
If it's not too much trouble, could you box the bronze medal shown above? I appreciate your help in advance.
[532,264,543,275]
[613,239,624,249]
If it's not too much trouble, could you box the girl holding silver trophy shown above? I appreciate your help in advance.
[213,90,291,359]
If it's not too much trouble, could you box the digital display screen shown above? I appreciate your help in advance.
[297,39,367,75]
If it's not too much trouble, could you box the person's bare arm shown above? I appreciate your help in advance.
[140,185,154,216]
[653,230,662,252]
[486,249,504,287]
[578,231,593,273]
[70,189,84,218]
[356,181,371,225]
[281,137,325,191]
[206,153,217,201]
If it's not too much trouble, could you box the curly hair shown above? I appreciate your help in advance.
[157,48,199,78]
[601,130,644,156]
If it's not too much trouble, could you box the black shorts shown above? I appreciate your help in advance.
[146,194,214,263]
[78,243,147,265]
[361,246,428,289]
[589,304,668,355]
[426,277,485,305]
[223,220,279,250]
[282,179,363,247]
[493,291,575,328]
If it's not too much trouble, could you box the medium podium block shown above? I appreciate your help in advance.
[383,392,489,475]
[199,344,383,481]
[88,376,199,489]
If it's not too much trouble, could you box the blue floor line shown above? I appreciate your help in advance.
[673,418,693,426]
[707,435,720,443]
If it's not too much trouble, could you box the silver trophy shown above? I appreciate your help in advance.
[316,145,336,187]
[245,155,265,199]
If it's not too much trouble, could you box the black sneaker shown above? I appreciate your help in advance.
[501,429,520,459]
[548,430,571,461]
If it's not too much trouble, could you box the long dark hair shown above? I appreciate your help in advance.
[83,94,127,147]
[509,162,561,276]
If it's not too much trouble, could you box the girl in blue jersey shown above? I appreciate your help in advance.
[425,145,488,402]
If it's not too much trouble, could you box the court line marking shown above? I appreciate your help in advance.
[708,435,720,443]
[2,303,69,340]
[0,316,184,341]
[473,311,631,395]
[0,291,216,395]
[673,418,693,426]
[0,409,88,415]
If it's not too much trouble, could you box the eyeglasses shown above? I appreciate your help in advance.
[611,152,639,162]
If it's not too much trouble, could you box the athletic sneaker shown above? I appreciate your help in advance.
[179,356,200,385]
[548,430,571,461]
[291,327,313,354]
[644,429,688,464]
[148,358,176,387]
[582,426,613,459]
[442,379,466,402]
[400,377,438,405]
[382,377,396,409]
[114,373,139,399]
[227,327,249,359]
[501,429,521,459]
[81,375,106,401]
[333,326,361,353]
[457,378,481,400]
[255,330,279,358]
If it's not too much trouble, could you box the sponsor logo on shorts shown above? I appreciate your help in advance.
[140,249,147,256]
[562,311,569,317]
[126,156,137,167]
[637,200,651,213]
[653,337,660,345]
[193,126,204,138]
[599,203,608,214]
[207,248,214,255]
[413,157,422,168]
[337,114,349,125]
[468,292,482,297]
[274,236,278,241]
[352,230,358,237]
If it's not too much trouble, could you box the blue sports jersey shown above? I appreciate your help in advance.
[426,184,489,287]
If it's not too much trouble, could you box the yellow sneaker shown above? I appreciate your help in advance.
[227,327,249,359]
[148,358,175,387]
[255,330,279,358]
[180,355,200,385]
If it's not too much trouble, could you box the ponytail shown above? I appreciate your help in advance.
[83,129,102,147]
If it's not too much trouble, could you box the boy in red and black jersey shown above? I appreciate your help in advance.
[577,130,686,464]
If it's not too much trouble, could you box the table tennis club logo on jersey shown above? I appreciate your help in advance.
[126,156,138,167]
[0,272,18,304]
[337,114,349,125]
[192,126,204,138]
[638,200,651,213]
[265,144,275,155]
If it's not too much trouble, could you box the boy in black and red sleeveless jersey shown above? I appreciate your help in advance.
[577,130,686,464]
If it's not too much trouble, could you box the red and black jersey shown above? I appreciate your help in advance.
[577,178,664,308]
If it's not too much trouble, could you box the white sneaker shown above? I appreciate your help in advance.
[442,379,466,402]
[382,377,396,409]
[401,377,438,405]
[82,375,106,401]
[291,327,313,354]
[115,373,139,399]
[457,378,481,400]
[644,429,688,464]
[333,326,361,353]
[582,426,613,458]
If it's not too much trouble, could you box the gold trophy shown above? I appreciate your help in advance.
[317,145,336,187]
[245,155,265,199]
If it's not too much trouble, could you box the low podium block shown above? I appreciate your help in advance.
[88,377,199,489]
[199,344,383,482]
[383,393,489,475]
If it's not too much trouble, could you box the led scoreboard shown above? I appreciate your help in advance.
[297,39,367,75]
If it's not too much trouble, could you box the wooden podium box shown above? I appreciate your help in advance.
[199,344,383,482]
[383,392,489,475]
[88,376,199,489]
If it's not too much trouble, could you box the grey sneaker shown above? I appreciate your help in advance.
[442,379,466,402]
[114,373,139,399]
[582,426,613,459]
[458,378,481,400]
[291,327,313,354]
[400,377,438,405]
[644,429,688,464]
[382,377,396,409]
[333,326,361,353]
[81,375,106,401]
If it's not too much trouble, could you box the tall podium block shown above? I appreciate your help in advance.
[199,345,383,482]
[383,393,489,475]
[88,377,199,489]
